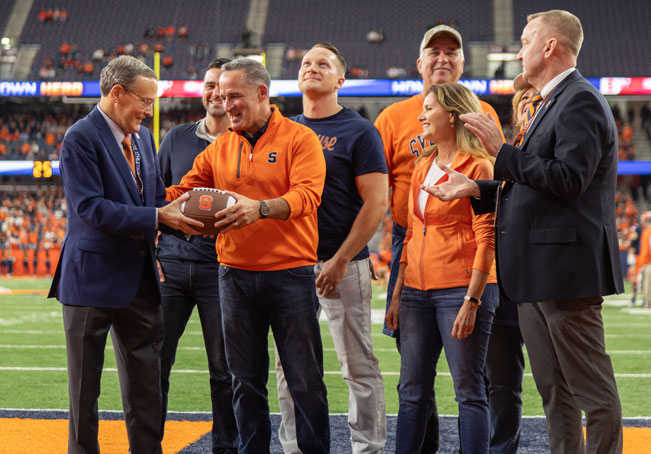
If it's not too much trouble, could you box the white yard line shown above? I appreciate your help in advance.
[3,344,651,356]
[1,366,651,378]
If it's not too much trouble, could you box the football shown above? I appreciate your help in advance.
[180,188,237,235]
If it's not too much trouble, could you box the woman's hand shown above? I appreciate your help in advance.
[452,300,479,339]
[385,293,400,331]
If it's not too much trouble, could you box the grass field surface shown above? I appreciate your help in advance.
[1,277,650,419]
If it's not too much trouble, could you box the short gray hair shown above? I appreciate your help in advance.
[221,58,271,89]
[100,55,157,96]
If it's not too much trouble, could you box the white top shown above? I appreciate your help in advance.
[418,157,446,217]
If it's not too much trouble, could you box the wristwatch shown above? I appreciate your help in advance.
[464,295,482,306]
[259,200,270,219]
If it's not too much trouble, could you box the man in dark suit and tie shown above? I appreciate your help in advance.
[48,55,201,454]
[427,10,624,454]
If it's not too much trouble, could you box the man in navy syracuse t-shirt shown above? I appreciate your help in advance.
[274,43,389,454]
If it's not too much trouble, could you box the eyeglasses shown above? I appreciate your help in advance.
[124,87,155,108]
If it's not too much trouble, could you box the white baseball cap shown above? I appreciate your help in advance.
[419,25,463,54]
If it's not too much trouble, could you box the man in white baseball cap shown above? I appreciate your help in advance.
[375,23,504,454]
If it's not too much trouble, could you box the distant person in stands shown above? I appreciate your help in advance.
[374,24,504,452]
[634,212,651,307]
[48,55,201,454]
[156,58,239,453]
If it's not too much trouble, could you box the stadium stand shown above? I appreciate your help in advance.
[513,0,650,77]
[265,0,492,79]
[19,0,248,80]
[0,187,65,276]
[0,104,90,162]
[2,0,646,80]
[0,0,16,32]
[0,103,206,164]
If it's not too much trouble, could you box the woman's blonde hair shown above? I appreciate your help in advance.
[511,86,535,126]
[419,82,495,164]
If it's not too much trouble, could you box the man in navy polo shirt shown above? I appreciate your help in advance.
[275,43,389,454]
[156,57,239,454]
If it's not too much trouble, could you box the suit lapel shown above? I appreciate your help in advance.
[520,70,582,149]
[89,108,142,205]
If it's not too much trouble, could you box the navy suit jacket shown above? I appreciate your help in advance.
[48,106,167,308]
[472,70,624,303]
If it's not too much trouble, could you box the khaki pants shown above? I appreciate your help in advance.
[642,264,651,306]
[275,258,387,454]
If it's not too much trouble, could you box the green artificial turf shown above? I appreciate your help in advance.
[1,278,650,416]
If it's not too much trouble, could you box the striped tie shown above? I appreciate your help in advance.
[513,92,543,147]
[121,135,136,175]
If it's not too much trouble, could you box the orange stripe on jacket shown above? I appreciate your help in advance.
[375,94,504,228]
[166,106,326,271]
[400,152,498,291]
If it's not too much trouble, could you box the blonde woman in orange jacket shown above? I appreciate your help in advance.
[385,82,498,454]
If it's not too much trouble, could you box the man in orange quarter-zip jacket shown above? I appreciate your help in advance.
[166,58,330,454]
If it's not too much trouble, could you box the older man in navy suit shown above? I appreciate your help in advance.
[427,10,623,454]
[48,55,201,454]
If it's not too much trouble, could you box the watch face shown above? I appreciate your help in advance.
[260,201,270,217]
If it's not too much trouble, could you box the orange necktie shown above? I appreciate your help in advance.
[121,135,136,175]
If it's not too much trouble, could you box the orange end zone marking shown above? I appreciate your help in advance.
[622,427,651,453]
[0,418,211,453]
[0,289,49,296]
[1,418,650,452]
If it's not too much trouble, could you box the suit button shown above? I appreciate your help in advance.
[139,250,145,256]
[500,231,506,234]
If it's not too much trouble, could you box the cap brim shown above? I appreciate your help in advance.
[513,73,531,91]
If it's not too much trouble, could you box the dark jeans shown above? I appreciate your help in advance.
[386,222,439,453]
[396,284,497,454]
[219,265,330,454]
[383,222,406,337]
[158,259,238,453]
[486,319,523,454]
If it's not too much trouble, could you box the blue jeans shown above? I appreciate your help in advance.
[158,259,238,453]
[383,222,406,337]
[396,284,498,454]
[486,298,523,454]
[386,222,439,453]
[219,265,330,454]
